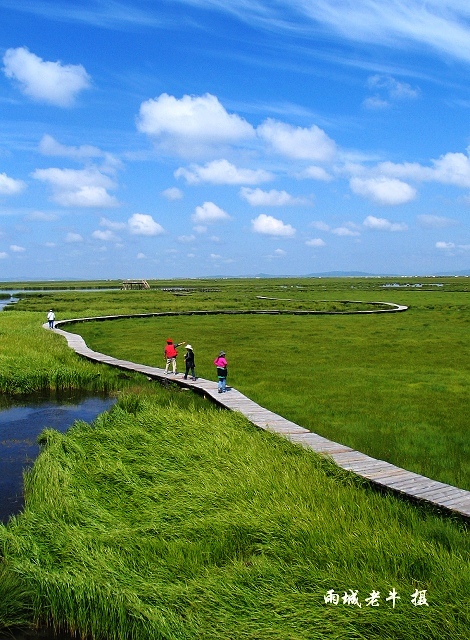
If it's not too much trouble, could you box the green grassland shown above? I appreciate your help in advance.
[0,277,469,639]
[41,277,469,492]
[1,393,469,639]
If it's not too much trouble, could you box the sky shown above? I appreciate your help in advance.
[1,0,470,280]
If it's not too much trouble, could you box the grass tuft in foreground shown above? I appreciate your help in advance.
[1,394,468,639]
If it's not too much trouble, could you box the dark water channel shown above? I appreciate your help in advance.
[0,392,116,640]
[0,391,116,524]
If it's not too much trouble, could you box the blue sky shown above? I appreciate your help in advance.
[1,0,470,279]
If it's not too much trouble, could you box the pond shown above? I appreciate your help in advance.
[0,391,116,524]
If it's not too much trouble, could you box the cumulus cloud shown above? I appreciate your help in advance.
[32,167,119,208]
[306,238,326,247]
[299,165,333,181]
[175,159,273,185]
[178,234,196,243]
[26,210,57,221]
[417,214,457,228]
[38,135,121,172]
[128,213,164,236]
[92,229,119,241]
[137,93,254,152]
[161,187,183,200]
[0,252,7,259]
[10,244,25,252]
[99,217,127,231]
[379,150,470,189]
[3,47,91,107]
[251,213,296,237]
[332,226,361,237]
[350,176,416,205]
[363,215,408,232]
[310,220,331,231]
[239,187,310,206]
[436,241,455,250]
[192,201,230,224]
[0,172,26,195]
[257,118,336,161]
[65,232,83,243]
[365,75,419,109]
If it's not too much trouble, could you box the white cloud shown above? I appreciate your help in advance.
[379,150,470,188]
[251,213,296,237]
[26,210,58,221]
[436,241,455,250]
[32,167,119,208]
[257,118,336,161]
[367,75,419,100]
[417,214,457,228]
[128,213,164,236]
[161,187,183,201]
[363,215,408,232]
[310,220,331,231]
[350,176,416,205]
[3,47,91,107]
[99,217,127,231]
[10,244,25,252]
[137,252,146,259]
[274,248,286,256]
[137,93,254,146]
[0,172,26,195]
[175,159,273,185]
[65,232,83,243]
[363,96,390,110]
[38,135,121,172]
[0,252,8,259]
[299,165,333,181]
[178,234,196,243]
[332,226,361,237]
[239,187,310,206]
[306,238,326,247]
[92,229,118,241]
[192,201,231,224]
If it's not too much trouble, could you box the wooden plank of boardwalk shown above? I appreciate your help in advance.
[48,321,470,520]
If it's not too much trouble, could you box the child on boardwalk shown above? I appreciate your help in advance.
[183,344,196,380]
[213,351,228,393]
[164,338,185,374]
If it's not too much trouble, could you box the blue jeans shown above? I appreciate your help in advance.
[218,376,226,392]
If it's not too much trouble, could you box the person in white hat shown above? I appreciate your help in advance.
[183,344,196,380]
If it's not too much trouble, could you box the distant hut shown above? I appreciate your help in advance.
[121,279,150,290]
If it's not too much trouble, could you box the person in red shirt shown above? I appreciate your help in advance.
[164,338,185,374]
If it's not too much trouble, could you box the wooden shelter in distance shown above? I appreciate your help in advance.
[121,279,150,290]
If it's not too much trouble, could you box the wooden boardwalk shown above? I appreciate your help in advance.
[46,317,470,520]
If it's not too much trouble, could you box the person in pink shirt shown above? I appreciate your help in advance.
[213,351,228,393]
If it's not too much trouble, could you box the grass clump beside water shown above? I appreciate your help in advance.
[0,393,469,639]
[0,311,129,395]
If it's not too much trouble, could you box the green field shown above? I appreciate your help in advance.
[43,276,469,491]
[0,277,469,639]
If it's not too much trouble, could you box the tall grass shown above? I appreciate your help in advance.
[65,288,470,490]
[0,311,133,394]
[1,394,469,639]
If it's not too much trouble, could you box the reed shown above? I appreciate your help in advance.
[1,395,468,639]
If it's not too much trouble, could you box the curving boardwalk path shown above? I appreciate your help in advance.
[45,311,470,520]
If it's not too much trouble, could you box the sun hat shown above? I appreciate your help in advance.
[219,351,225,356]
[186,344,193,350]
[166,338,173,343]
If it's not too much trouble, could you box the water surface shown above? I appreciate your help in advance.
[0,392,116,524]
